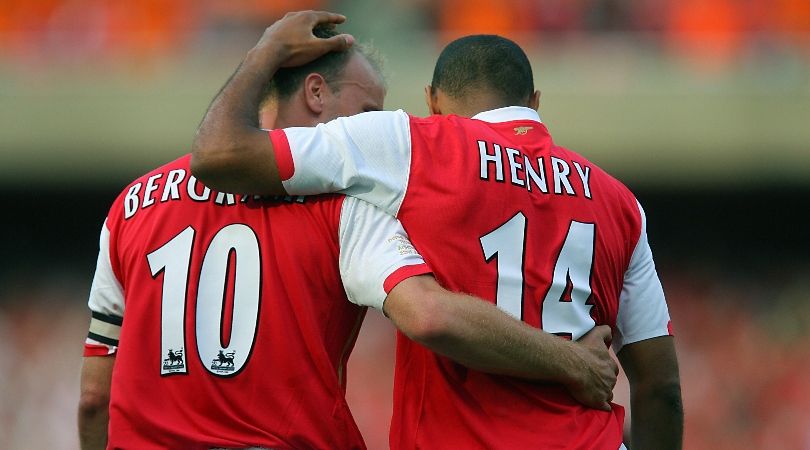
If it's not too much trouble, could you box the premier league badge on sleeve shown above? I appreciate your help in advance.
[211,349,236,374]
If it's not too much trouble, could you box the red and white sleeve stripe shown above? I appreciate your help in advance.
[338,197,431,310]
[84,220,125,356]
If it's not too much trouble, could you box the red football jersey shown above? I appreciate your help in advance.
[271,106,672,449]
[84,155,429,449]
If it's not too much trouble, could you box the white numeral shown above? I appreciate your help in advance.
[148,227,194,375]
[480,212,526,320]
[148,225,261,376]
[541,222,596,340]
[480,217,595,338]
[197,225,260,376]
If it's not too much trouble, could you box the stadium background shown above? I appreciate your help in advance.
[1,0,809,448]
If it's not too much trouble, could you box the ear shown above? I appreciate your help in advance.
[528,90,540,111]
[303,73,328,115]
[424,85,441,115]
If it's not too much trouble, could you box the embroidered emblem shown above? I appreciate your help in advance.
[211,350,236,373]
[163,348,185,372]
[514,126,533,135]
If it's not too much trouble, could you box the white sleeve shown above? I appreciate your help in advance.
[85,220,125,351]
[338,196,431,310]
[272,109,412,216]
[613,202,672,353]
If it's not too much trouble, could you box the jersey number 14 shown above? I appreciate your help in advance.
[480,212,596,340]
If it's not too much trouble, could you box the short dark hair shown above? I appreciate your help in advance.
[431,35,534,106]
[264,26,381,101]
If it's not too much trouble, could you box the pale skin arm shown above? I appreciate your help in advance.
[191,11,353,194]
[192,10,620,411]
[78,355,115,450]
[384,275,619,411]
[617,336,683,449]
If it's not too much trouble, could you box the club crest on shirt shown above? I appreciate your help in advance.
[514,126,533,135]
[211,349,236,373]
[162,348,185,372]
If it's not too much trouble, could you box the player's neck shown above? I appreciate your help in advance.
[437,95,518,118]
[259,107,277,129]
[268,104,320,129]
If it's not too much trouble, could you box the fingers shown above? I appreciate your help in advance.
[303,11,353,51]
[323,33,355,52]
[266,10,355,68]
[568,326,618,412]
[593,324,612,345]
[578,391,614,412]
[305,10,347,26]
[577,324,611,346]
[597,384,614,411]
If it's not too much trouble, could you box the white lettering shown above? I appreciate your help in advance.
[187,175,211,201]
[505,147,524,187]
[477,141,587,200]
[124,183,142,219]
[142,173,163,208]
[161,169,186,202]
[214,192,236,206]
[551,157,575,195]
[524,156,548,193]
[573,162,591,199]
[479,140,503,181]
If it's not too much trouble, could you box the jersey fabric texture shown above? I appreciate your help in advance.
[83,154,429,449]
[270,106,673,450]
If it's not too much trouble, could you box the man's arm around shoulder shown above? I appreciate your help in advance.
[191,11,353,195]
[385,275,619,410]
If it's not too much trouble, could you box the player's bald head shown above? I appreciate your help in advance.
[430,35,535,109]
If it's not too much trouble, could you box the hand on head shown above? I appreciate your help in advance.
[257,10,355,68]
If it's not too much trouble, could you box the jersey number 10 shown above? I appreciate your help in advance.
[480,212,596,340]
[148,224,261,377]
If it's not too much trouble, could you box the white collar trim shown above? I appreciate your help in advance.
[472,106,542,123]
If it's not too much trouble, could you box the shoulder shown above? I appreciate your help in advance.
[327,109,410,130]
[560,146,636,198]
[296,110,412,151]
[117,154,190,195]
[108,154,191,222]
[406,112,469,128]
[293,193,347,218]
[406,113,477,142]
[552,145,643,231]
[261,193,348,232]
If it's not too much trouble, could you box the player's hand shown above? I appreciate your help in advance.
[566,325,619,411]
[255,11,355,68]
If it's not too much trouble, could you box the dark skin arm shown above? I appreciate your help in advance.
[78,355,115,450]
[192,10,621,412]
[385,275,619,411]
[191,11,352,194]
[617,336,683,450]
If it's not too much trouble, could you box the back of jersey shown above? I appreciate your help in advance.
[90,155,366,449]
[392,112,640,449]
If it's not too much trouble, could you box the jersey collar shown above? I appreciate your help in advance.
[471,106,542,124]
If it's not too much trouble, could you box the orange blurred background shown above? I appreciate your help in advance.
[1,1,809,448]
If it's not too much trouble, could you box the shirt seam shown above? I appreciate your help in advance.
[393,111,414,217]
[616,328,671,351]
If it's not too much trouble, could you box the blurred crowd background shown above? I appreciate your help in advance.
[1,0,809,449]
